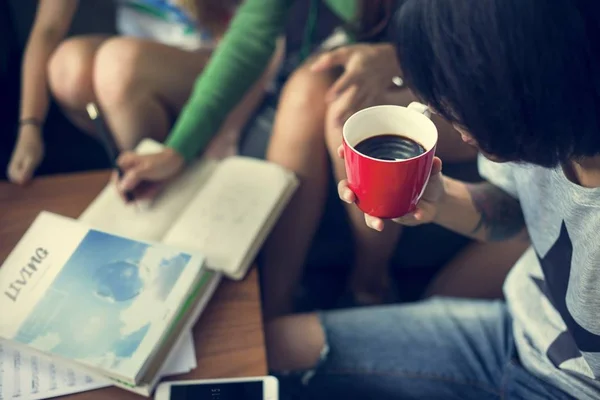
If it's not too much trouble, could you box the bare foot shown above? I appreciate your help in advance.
[7,126,44,185]
[348,264,393,305]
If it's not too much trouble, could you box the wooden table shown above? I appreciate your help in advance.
[0,171,267,399]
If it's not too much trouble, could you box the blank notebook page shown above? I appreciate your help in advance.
[162,157,296,279]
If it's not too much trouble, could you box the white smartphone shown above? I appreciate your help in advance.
[154,376,279,400]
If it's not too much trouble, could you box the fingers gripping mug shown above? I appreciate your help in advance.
[342,102,438,219]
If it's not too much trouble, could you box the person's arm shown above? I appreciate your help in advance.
[7,0,78,184]
[19,0,78,126]
[165,0,293,162]
[434,176,527,242]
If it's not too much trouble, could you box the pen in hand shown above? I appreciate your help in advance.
[86,103,136,204]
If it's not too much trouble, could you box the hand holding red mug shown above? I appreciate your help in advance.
[338,102,444,231]
[337,148,445,231]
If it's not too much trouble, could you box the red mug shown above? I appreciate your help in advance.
[342,102,438,219]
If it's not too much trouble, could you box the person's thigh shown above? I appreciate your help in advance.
[94,37,211,114]
[278,298,569,400]
[48,35,109,107]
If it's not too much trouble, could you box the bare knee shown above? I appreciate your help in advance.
[267,67,335,168]
[281,66,336,120]
[265,314,326,371]
[269,66,335,151]
[48,38,98,108]
[94,38,146,107]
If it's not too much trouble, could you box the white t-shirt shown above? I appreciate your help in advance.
[115,0,217,50]
[479,155,600,400]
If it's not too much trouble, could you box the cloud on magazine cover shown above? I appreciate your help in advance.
[119,247,189,336]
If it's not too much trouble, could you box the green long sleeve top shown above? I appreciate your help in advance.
[165,0,359,162]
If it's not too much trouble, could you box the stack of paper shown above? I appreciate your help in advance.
[0,333,197,400]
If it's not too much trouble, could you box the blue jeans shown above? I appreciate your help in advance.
[277,298,573,399]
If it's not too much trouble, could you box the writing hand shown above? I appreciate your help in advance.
[114,148,185,203]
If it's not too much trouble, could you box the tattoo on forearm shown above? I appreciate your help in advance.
[466,183,526,241]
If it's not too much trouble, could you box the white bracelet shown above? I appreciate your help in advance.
[392,76,405,87]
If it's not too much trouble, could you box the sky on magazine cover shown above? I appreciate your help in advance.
[14,230,191,374]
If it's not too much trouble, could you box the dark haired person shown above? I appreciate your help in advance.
[266,0,600,398]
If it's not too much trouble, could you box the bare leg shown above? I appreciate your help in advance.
[425,235,530,299]
[93,38,213,150]
[323,104,400,304]
[262,65,333,319]
[266,314,325,371]
[49,35,276,153]
[47,35,109,134]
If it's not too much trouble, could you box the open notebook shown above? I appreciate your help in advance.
[80,139,299,280]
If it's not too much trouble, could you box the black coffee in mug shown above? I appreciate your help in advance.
[354,134,426,161]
